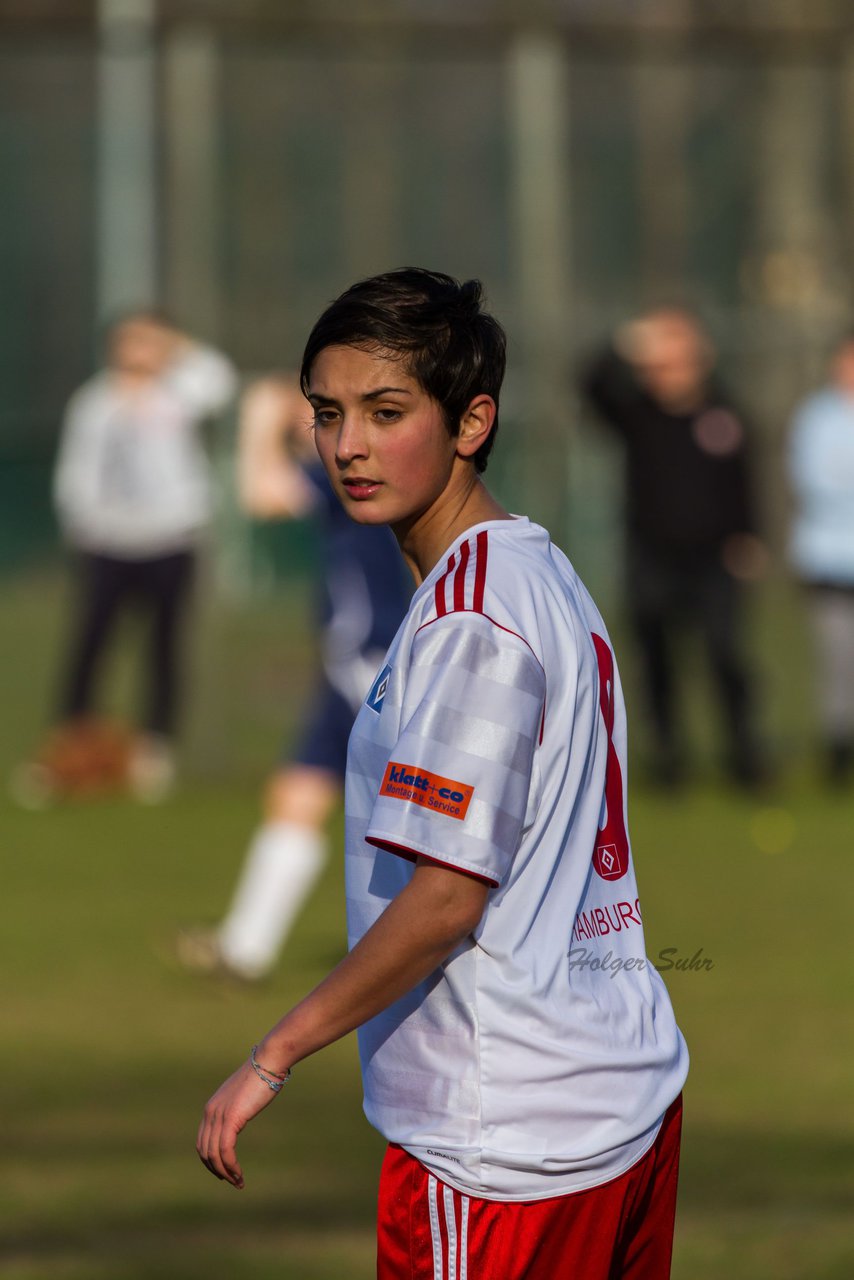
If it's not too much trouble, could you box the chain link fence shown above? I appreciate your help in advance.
[3,3,854,605]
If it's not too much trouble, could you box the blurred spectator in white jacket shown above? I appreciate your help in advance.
[45,310,237,800]
[788,334,854,784]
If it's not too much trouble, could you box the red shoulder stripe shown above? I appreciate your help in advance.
[453,538,471,611]
[473,529,488,612]
[434,552,455,618]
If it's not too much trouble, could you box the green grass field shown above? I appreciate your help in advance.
[2,567,852,1279]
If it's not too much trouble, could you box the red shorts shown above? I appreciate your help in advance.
[377,1094,682,1280]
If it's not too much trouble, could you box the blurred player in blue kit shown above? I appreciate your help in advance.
[178,376,410,980]
[197,270,688,1280]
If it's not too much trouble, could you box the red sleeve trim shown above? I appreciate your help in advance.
[365,837,498,887]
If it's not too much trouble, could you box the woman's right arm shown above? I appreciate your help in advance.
[237,377,318,519]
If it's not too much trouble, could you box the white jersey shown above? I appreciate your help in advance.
[346,516,688,1201]
[53,346,237,558]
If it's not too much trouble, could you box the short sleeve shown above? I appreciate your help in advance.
[365,614,546,886]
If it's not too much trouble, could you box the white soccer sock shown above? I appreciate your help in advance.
[218,822,327,978]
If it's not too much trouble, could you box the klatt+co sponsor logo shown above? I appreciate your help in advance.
[379,761,474,820]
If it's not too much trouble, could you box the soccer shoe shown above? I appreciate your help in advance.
[174,927,265,983]
[9,719,133,807]
[128,735,176,804]
[8,760,60,810]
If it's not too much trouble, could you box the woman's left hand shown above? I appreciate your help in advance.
[196,1059,282,1190]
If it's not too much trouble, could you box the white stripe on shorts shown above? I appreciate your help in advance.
[428,1176,443,1280]
[427,1176,471,1280]
[459,1193,469,1280]
[443,1186,457,1279]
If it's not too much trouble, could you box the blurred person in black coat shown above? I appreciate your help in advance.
[581,307,767,787]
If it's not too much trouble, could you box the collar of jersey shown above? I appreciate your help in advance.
[413,514,532,603]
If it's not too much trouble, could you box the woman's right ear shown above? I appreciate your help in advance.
[456,395,496,460]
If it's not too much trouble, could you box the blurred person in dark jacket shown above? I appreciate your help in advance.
[581,307,767,787]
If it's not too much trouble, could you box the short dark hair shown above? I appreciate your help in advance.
[300,268,506,473]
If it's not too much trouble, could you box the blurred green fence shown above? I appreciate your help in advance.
[3,3,854,604]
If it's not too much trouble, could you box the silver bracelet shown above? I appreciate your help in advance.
[249,1044,292,1093]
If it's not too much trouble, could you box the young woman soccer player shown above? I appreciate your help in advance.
[197,269,689,1279]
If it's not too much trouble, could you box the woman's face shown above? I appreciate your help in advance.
[307,344,459,531]
[832,342,854,396]
[110,318,173,378]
